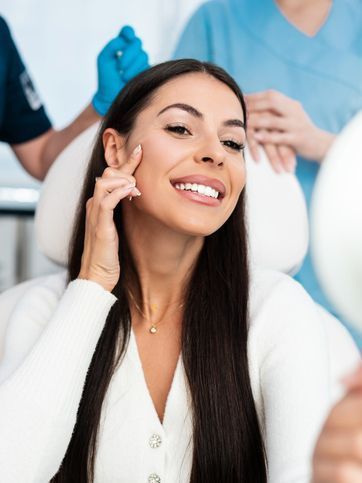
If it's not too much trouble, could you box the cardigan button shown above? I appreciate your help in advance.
[149,433,162,448]
[148,473,161,483]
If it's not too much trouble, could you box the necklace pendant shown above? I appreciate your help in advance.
[149,325,157,334]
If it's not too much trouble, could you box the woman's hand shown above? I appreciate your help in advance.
[78,144,142,292]
[246,90,335,164]
[312,364,362,483]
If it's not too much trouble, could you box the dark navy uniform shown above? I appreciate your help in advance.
[0,16,51,144]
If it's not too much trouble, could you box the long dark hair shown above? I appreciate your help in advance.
[51,59,267,482]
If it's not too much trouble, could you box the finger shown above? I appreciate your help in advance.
[246,90,288,116]
[119,25,136,42]
[263,142,284,174]
[278,145,297,172]
[120,143,143,176]
[342,363,362,390]
[97,185,141,232]
[246,129,261,162]
[98,36,128,62]
[91,178,135,223]
[248,112,289,132]
[122,51,149,82]
[97,167,136,184]
[312,458,362,483]
[328,393,362,429]
[253,130,294,146]
[118,38,143,71]
[315,428,362,461]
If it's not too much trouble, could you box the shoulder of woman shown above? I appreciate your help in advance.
[248,266,323,345]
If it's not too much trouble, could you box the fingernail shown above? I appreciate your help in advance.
[132,187,141,196]
[133,144,142,155]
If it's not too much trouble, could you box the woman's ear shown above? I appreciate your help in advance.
[102,128,127,168]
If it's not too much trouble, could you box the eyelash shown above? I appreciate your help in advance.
[165,125,245,153]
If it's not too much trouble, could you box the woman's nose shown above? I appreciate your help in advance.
[195,140,225,167]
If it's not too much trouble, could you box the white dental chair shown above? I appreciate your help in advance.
[0,124,359,400]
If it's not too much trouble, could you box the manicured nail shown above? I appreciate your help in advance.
[132,187,141,196]
[133,144,142,155]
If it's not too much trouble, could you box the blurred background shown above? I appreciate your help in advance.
[0,0,203,292]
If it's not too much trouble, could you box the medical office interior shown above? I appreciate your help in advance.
[1,1,362,481]
[1,0,361,337]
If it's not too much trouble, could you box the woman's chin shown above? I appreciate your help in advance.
[168,219,223,237]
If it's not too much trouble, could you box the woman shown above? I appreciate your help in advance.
[172,0,362,346]
[0,60,338,482]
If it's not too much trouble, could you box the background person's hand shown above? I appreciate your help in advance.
[246,90,335,164]
[312,363,362,483]
[78,144,143,292]
[92,26,150,116]
[247,126,296,173]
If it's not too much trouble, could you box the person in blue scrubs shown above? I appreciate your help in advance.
[0,17,148,180]
[173,0,362,345]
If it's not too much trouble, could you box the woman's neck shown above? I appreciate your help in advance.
[275,0,332,37]
[123,207,204,321]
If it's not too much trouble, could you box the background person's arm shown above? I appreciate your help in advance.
[11,104,100,180]
[8,25,149,181]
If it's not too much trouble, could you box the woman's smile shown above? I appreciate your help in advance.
[170,174,226,207]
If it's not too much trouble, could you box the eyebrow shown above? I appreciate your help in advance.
[157,103,245,129]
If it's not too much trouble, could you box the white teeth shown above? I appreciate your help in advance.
[174,182,220,199]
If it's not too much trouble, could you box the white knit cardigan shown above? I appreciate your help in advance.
[0,268,359,482]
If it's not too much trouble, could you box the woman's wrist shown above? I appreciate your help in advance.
[77,271,115,293]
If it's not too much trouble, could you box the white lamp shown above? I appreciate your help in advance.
[311,112,362,332]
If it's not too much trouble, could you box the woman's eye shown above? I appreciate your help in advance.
[166,125,191,136]
[222,140,245,152]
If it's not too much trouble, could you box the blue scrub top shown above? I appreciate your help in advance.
[0,16,51,145]
[173,0,362,344]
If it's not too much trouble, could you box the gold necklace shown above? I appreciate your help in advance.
[127,289,184,334]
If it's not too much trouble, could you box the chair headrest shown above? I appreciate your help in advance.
[35,125,308,274]
[35,123,99,266]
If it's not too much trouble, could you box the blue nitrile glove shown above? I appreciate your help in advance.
[92,26,150,116]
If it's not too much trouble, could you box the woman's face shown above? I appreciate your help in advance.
[122,73,246,236]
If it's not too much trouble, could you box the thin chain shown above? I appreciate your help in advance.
[127,289,184,334]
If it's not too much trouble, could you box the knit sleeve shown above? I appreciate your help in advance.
[0,276,117,483]
[250,273,359,483]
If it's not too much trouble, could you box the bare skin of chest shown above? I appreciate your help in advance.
[132,322,182,424]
